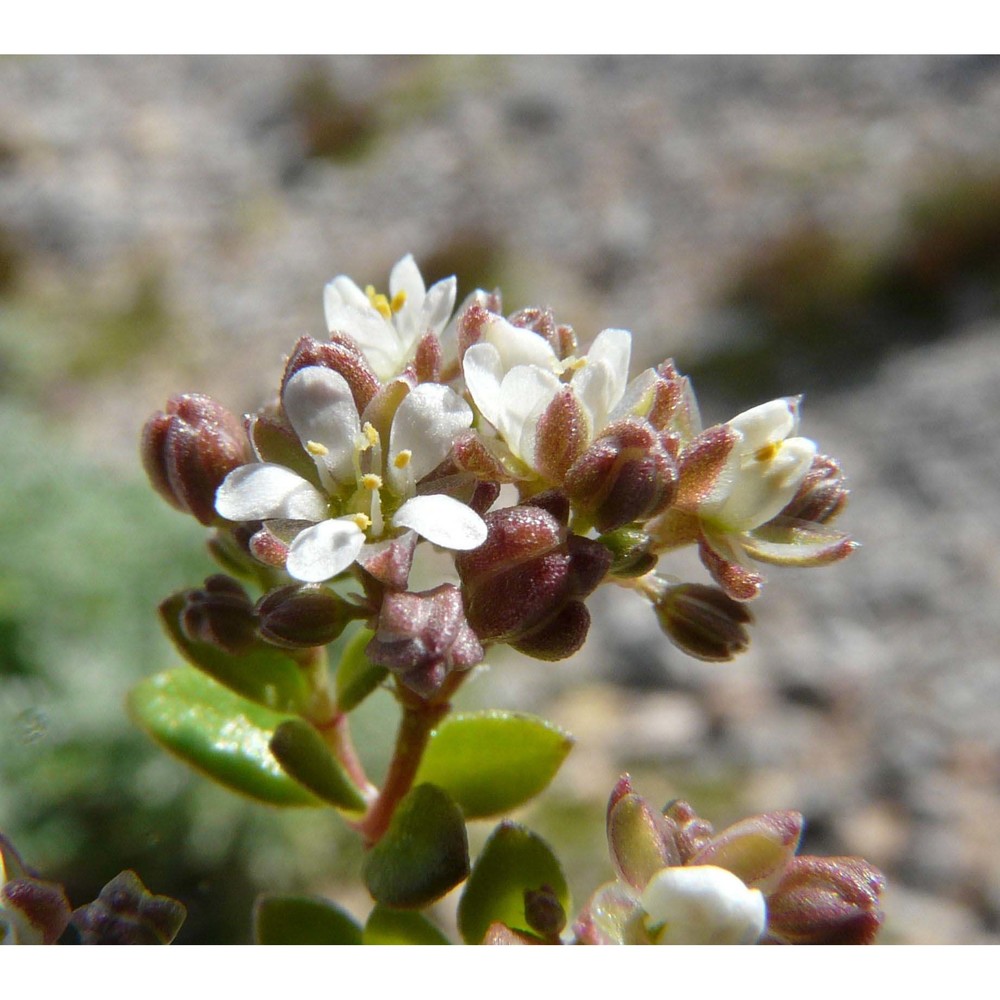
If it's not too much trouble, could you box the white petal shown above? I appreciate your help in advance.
[283,366,360,483]
[497,364,561,461]
[285,517,366,582]
[215,464,328,522]
[728,398,800,454]
[393,494,487,550]
[388,253,427,305]
[482,314,558,371]
[584,328,631,398]
[641,865,766,946]
[323,274,370,316]
[463,342,505,428]
[387,383,473,494]
[419,275,458,336]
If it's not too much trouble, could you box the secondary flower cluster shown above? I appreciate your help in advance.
[142,254,856,694]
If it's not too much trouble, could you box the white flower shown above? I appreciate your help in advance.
[216,366,486,583]
[640,864,766,945]
[462,314,634,476]
[323,254,457,380]
[698,398,817,534]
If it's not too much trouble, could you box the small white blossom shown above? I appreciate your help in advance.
[640,864,766,945]
[462,315,635,476]
[323,254,457,380]
[216,366,486,583]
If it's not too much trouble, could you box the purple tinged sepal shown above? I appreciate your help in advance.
[1,835,72,945]
[281,335,380,415]
[662,800,716,863]
[607,784,682,890]
[654,582,754,661]
[780,453,850,525]
[141,394,250,525]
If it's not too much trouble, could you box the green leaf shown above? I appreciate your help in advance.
[254,894,362,944]
[415,711,573,818]
[458,821,569,945]
[128,668,321,806]
[363,905,450,945]
[363,784,469,909]
[334,627,387,712]
[269,719,366,812]
[160,592,310,714]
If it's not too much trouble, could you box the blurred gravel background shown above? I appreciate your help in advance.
[2,54,1000,943]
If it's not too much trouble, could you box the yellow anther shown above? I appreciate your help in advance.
[305,440,329,457]
[389,289,408,313]
[566,356,588,372]
[361,473,383,491]
[755,442,781,463]
[350,513,372,532]
[363,422,380,448]
[365,284,393,320]
[393,449,413,469]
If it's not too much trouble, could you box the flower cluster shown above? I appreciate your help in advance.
[142,254,856,694]
[573,776,885,946]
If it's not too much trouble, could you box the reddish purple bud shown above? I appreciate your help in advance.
[607,789,682,890]
[141,394,250,525]
[456,505,610,657]
[506,306,577,359]
[523,886,567,937]
[413,331,443,383]
[256,584,356,649]
[282,335,379,414]
[180,575,260,655]
[565,420,677,533]
[765,855,886,945]
[366,584,484,698]
[71,870,186,945]
[654,582,754,661]
[780,453,850,525]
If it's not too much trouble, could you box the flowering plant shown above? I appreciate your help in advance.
[2,253,881,945]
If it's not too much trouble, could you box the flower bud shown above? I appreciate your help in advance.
[180,575,259,654]
[141,394,249,525]
[663,800,716,862]
[780,453,850,524]
[365,584,484,698]
[523,886,567,937]
[70,870,186,945]
[456,505,611,659]
[565,420,677,533]
[765,855,885,945]
[654,583,753,662]
[1,837,73,946]
[607,787,682,890]
[256,584,356,649]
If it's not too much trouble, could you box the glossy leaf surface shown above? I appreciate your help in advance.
[129,668,320,806]
[415,711,573,818]
[363,784,469,909]
[363,905,450,945]
[269,719,367,812]
[254,894,362,944]
[160,591,310,713]
[458,821,569,944]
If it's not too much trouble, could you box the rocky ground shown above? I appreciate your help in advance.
[2,55,1000,943]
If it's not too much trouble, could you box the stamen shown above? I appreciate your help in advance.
[755,443,781,463]
[363,422,381,449]
[350,513,372,532]
[305,440,329,457]
[393,449,412,469]
[365,284,393,320]
[362,473,383,491]
[389,289,408,313]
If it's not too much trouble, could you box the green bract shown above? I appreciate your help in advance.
[458,821,569,944]
[415,711,573,818]
[363,905,450,945]
[128,668,321,806]
[335,627,388,712]
[269,719,367,812]
[363,784,469,909]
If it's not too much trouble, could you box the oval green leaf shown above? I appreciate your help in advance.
[363,784,469,909]
[270,719,366,812]
[363,905,450,945]
[129,668,321,806]
[254,894,362,944]
[160,591,310,714]
[415,711,574,818]
[334,627,388,713]
[458,821,569,944]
